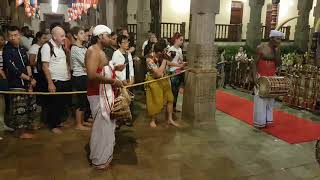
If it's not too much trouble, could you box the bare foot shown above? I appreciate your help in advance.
[19,133,34,139]
[62,123,72,128]
[83,122,93,127]
[168,120,180,128]
[51,128,63,134]
[87,117,94,123]
[32,124,41,130]
[75,125,91,131]
[149,121,157,128]
[93,162,111,171]
[172,113,178,121]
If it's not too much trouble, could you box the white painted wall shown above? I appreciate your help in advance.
[127,0,191,38]
[159,0,317,41]
[161,0,191,39]
[215,0,249,40]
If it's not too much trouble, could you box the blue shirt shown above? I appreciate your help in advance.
[3,42,30,89]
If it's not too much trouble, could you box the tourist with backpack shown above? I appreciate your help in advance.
[41,26,72,134]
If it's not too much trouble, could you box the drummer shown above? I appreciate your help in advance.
[252,30,284,129]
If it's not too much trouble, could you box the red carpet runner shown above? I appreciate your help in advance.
[216,90,320,144]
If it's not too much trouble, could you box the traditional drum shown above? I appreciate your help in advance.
[110,87,134,121]
[257,76,290,97]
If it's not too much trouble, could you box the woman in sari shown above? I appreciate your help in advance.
[145,39,186,128]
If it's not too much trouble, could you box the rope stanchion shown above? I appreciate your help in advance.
[0,68,192,96]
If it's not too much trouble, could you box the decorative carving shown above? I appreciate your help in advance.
[183,0,219,124]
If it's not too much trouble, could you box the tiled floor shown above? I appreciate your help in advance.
[0,89,319,180]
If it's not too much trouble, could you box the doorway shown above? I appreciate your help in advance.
[40,14,65,31]
[229,1,243,41]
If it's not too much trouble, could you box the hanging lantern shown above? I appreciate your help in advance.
[17,0,39,18]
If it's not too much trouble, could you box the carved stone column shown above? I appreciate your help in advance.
[136,0,151,56]
[314,0,320,25]
[246,0,265,50]
[294,0,314,51]
[182,0,219,125]
[93,0,116,30]
[99,0,107,25]
[150,0,162,38]
[114,0,128,28]
[106,0,115,30]
[313,0,320,66]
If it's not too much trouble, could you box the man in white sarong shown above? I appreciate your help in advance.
[252,30,283,129]
[85,25,125,170]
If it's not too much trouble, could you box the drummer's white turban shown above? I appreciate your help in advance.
[269,30,284,38]
[93,25,112,36]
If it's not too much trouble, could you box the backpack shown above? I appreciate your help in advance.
[35,41,69,92]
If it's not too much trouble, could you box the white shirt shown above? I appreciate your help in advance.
[0,50,3,69]
[41,39,70,81]
[110,49,134,81]
[168,46,183,72]
[21,36,33,50]
[28,44,41,73]
[71,45,87,77]
[142,40,148,51]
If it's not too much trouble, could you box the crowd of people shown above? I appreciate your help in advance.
[217,46,254,90]
[0,23,187,169]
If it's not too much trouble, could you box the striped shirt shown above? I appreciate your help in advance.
[71,45,87,77]
[0,50,3,69]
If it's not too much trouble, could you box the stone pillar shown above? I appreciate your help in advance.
[136,0,151,56]
[99,0,107,25]
[114,0,128,28]
[10,0,19,26]
[150,0,162,38]
[294,0,314,52]
[246,0,265,50]
[134,0,151,87]
[0,0,8,16]
[87,7,98,27]
[313,0,320,66]
[314,0,320,26]
[106,0,115,30]
[182,0,219,125]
